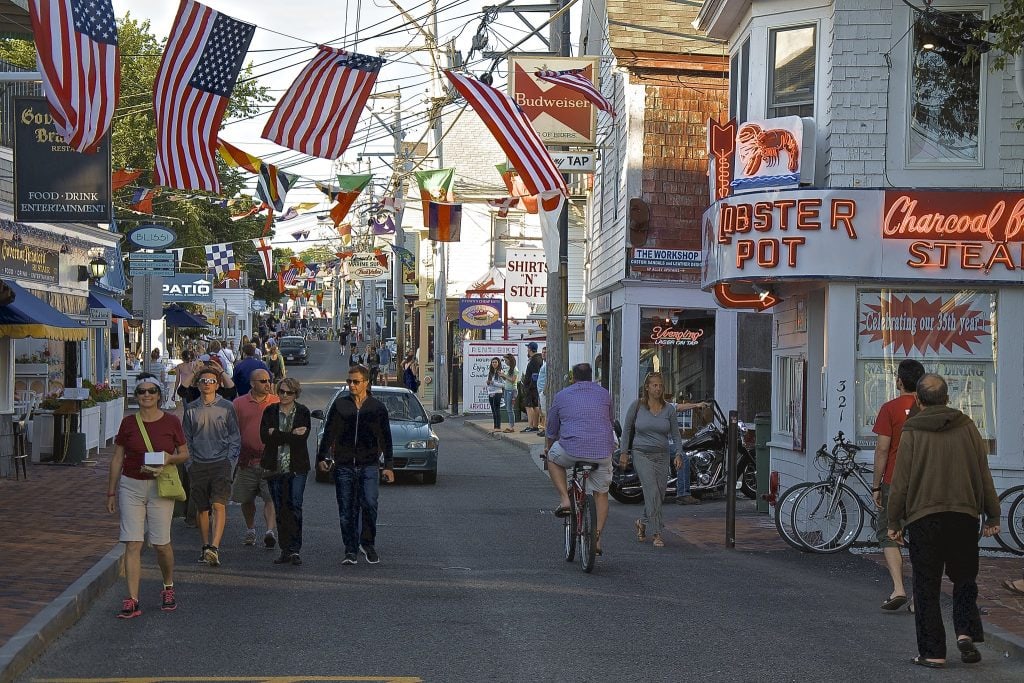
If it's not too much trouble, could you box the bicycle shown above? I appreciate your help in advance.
[561,461,600,573]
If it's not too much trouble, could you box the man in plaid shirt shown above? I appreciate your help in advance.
[543,363,617,549]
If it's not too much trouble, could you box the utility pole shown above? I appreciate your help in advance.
[431,5,450,412]
[545,0,572,400]
[391,90,409,365]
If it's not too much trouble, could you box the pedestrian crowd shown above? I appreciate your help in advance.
[104,354,394,620]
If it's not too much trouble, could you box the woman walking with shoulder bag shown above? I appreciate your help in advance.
[485,357,505,431]
[621,372,680,548]
[106,374,189,618]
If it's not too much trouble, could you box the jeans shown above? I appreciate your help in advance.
[676,453,691,496]
[333,464,380,554]
[267,472,307,554]
[503,389,516,427]
[488,393,503,428]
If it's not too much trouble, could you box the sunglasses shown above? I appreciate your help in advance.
[346,379,365,384]
[254,378,272,383]
[279,389,297,396]
[135,387,160,395]
[198,378,219,385]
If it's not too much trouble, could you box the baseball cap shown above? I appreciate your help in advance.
[527,342,538,351]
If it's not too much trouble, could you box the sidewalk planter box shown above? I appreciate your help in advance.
[31,411,54,462]
[100,398,124,444]
[81,405,101,451]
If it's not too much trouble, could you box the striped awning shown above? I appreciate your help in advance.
[0,280,88,341]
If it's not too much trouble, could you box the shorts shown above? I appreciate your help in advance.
[231,464,272,504]
[546,441,613,493]
[118,475,174,545]
[523,385,540,408]
[876,483,897,548]
[189,459,232,512]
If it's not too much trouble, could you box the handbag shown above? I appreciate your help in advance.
[136,414,187,501]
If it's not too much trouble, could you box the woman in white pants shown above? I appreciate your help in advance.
[620,372,681,548]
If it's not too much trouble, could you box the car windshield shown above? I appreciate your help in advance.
[280,339,304,347]
[339,390,428,422]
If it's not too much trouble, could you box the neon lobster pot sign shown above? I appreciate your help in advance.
[707,116,814,202]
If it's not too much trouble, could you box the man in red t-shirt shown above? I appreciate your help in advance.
[872,358,925,611]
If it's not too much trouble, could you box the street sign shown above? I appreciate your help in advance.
[549,151,596,173]
[128,252,175,276]
[84,308,112,328]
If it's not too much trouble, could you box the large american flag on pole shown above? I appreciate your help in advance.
[535,69,615,117]
[153,0,255,192]
[263,46,384,159]
[444,71,566,197]
[28,0,120,153]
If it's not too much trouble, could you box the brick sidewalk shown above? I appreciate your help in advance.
[0,445,120,648]
[465,414,1024,650]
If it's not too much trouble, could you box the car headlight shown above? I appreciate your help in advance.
[406,438,439,449]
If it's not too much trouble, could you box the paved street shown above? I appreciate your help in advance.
[9,342,1024,682]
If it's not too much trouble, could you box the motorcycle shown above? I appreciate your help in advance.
[609,398,757,504]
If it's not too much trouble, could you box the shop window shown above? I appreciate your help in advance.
[730,38,750,123]
[855,289,996,453]
[775,355,805,449]
[907,12,982,165]
[638,308,715,404]
[768,25,816,119]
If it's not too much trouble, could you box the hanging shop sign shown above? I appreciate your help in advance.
[13,97,111,223]
[127,225,177,250]
[707,118,737,203]
[0,238,59,284]
[630,248,702,273]
[509,55,600,146]
[458,298,503,330]
[504,248,547,302]
[349,252,388,280]
[161,274,213,303]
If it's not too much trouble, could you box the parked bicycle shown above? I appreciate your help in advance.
[774,432,879,553]
[998,485,1024,554]
[560,460,600,573]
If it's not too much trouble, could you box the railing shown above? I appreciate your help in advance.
[0,58,42,149]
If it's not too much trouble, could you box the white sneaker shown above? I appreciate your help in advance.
[243,528,256,546]
[264,529,277,549]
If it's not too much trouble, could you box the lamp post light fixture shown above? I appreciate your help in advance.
[88,255,109,280]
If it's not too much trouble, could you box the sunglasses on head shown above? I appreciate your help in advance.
[279,389,297,396]
[135,387,160,395]
[198,378,219,385]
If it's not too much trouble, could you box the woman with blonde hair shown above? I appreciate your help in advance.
[260,377,311,565]
[620,372,681,548]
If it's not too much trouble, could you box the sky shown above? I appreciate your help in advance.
[115,0,577,248]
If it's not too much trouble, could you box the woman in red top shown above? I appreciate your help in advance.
[105,374,189,619]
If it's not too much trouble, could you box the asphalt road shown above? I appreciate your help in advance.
[17,342,1024,682]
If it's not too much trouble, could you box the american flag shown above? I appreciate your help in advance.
[282,267,299,285]
[535,69,615,117]
[444,71,566,197]
[153,1,255,192]
[29,0,120,153]
[263,46,384,159]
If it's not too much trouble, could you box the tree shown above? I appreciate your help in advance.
[980,2,1024,70]
[299,244,337,266]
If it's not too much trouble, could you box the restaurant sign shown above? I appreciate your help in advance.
[459,298,503,330]
[349,252,388,280]
[0,238,59,284]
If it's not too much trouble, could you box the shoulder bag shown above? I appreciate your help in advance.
[136,414,187,501]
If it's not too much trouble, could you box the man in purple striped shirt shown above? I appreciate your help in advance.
[543,363,616,550]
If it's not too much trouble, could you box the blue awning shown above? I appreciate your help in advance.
[0,280,88,341]
[163,305,210,329]
[88,289,132,319]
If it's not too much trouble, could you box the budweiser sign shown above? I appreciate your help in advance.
[509,55,599,145]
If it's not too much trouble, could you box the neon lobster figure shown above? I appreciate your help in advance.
[736,123,800,176]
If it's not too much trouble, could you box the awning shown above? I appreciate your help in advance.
[88,289,132,319]
[0,280,88,341]
[163,305,210,329]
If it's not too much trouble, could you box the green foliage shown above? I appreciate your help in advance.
[299,244,336,265]
[980,2,1024,70]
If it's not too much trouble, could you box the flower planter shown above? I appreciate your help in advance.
[15,363,48,376]
[81,405,101,452]
[31,411,54,462]
[100,398,125,444]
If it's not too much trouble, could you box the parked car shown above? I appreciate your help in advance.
[278,335,309,365]
[312,386,444,484]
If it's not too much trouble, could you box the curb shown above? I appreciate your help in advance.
[0,544,124,683]
[463,419,532,453]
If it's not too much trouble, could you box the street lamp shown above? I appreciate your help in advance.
[88,255,109,280]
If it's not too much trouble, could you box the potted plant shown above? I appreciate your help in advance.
[15,353,48,377]
[89,381,125,444]
[80,396,101,451]
[30,391,62,462]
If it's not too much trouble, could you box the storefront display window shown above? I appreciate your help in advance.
[638,307,715,403]
[855,289,996,452]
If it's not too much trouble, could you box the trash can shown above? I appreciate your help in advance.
[755,412,771,513]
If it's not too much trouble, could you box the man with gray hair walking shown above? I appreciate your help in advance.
[887,373,1000,669]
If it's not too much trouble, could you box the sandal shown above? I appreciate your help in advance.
[911,656,945,669]
[652,534,665,548]
[1003,578,1024,596]
[957,637,981,664]
[503,428,514,433]
[635,519,646,542]
[881,594,908,611]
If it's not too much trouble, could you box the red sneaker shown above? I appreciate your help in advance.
[160,587,177,612]
[117,597,141,619]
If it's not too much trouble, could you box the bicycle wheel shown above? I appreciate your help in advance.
[563,489,578,562]
[791,482,865,553]
[579,494,598,573]
[995,485,1024,554]
[1007,492,1024,552]
[774,482,817,551]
